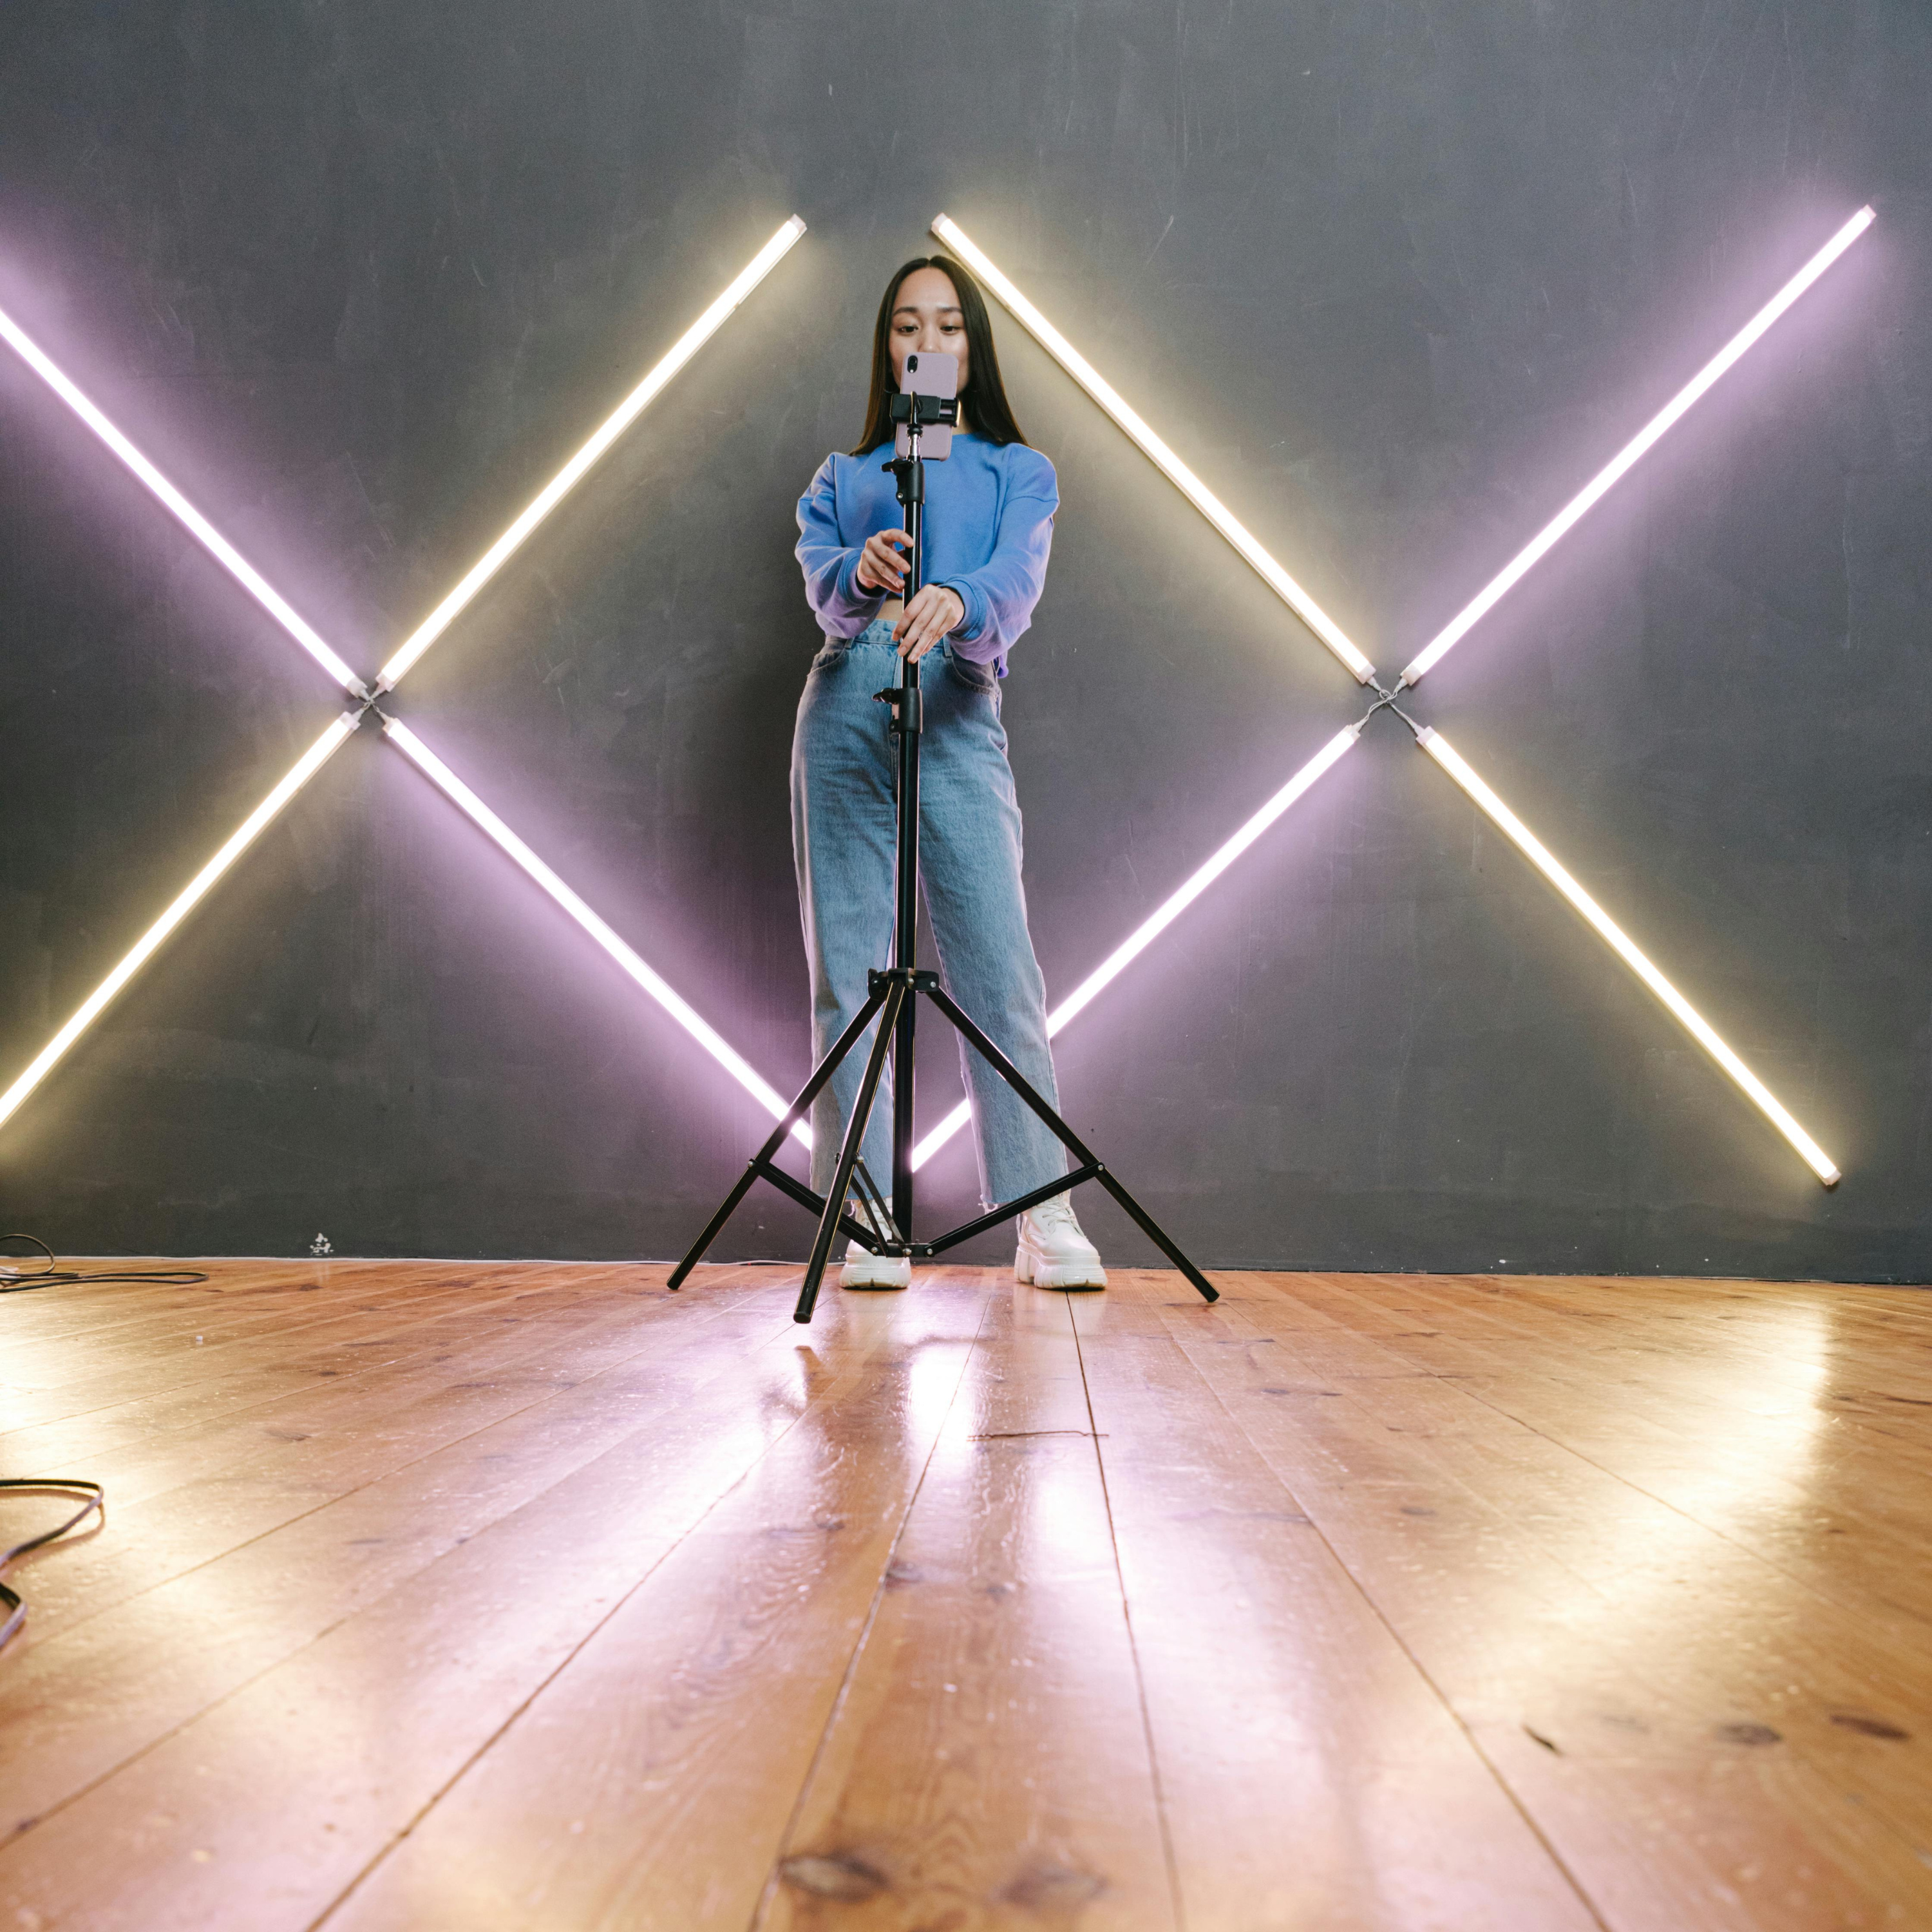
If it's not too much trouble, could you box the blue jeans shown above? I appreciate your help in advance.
[791,620,1067,1210]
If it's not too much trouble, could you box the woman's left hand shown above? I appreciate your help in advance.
[893,584,965,662]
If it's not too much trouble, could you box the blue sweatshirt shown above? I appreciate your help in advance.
[795,435,1058,677]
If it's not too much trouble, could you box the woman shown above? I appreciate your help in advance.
[792,252,1105,1292]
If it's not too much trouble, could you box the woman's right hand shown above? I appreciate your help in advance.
[855,527,911,596]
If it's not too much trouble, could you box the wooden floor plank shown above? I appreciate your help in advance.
[0,1276,790,1833]
[3,1260,1929,1932]
[1327,1271,1932,1466]
[0,1266,714,1485]
[0,1258,377,1343]
[1164,1280,1932,1930]
[0,1262,601,1406]
[309,1278,992,1932]
[0,1267,591,1427]
[0,1263,531,1385]
[0,1276,647,1476]
[1247,1273,1932,1745]
[1291,1274,1932,1889]
[5,1270,714,1497]
[755,1278,1175,1931]
[1304,1273,1932,1632]
[2,1274,770,1646]
[0,1276,967,1931]
[1073,1273,1602,1931]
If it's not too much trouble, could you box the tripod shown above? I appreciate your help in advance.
[670,395,1217,1322]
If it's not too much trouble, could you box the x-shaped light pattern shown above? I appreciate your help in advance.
[0,218,813,1144]
[0,202,1866,1204]
[918,209,1872,1186]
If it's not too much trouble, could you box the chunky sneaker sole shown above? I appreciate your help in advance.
[839,1245,911,1290]
[1015,1237,1107,1291]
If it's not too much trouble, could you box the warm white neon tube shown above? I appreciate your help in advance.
[381,719,809,1146]
[377,216,807,692]
[0,714,360,1131]
[911,725,1362,1168]
[0,305,368,697]
[932,214,1378,687]
[1399,206,1874,688]
[1417,729,1839,1186]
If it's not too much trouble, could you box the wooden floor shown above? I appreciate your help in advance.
[1,1262,1929,1930]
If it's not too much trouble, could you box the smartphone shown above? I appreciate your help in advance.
[894,348,958,461]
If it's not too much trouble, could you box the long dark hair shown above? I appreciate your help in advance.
[849,253,1028,455]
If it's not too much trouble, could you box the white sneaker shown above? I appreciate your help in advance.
[837,1200,910,1290]
[1015,1196,1107,1290]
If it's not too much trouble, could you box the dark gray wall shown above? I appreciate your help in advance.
[1,1,1927,1277]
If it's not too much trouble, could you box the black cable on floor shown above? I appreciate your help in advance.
[0,1234,204,1651]
[1,1479,105,1651]
[0,1233,209,1293]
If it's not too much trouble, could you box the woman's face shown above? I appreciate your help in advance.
[889,266,970,406]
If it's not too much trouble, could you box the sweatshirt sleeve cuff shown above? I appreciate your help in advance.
[939,579,988,645]
[838,549,884,615]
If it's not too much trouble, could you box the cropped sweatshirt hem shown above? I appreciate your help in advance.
[795,433,1058,677]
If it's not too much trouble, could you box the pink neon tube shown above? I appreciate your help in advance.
[0,305,368,697]
[1399,206,1874,687]
[382,718,810,1147]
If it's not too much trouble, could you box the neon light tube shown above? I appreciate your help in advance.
[0,306,369,697]
[931,214,1378,687]
[377,216,807,692]
[381,718,809,1146]
[1416,729,1839,1186]
[0,714,360,1132]
[911,724,1362,1168]
[1399,206,1874,688]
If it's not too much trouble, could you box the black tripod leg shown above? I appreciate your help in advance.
[849,1158,898,1245]
[668,984,892,1289]
[796,982,905,1323]
[923,987,1219,1304]
[666,1160,768,1293]
[1084,1168,1220,1303]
